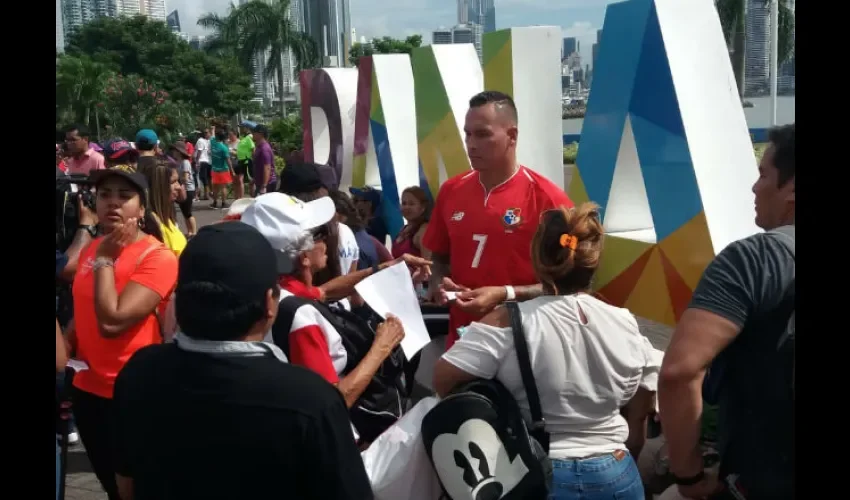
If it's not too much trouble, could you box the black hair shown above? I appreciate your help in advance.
[469,91,518,123]
[215,127,228,142]
[65,124,90,139]
[136,141,156,152]
[253,124,269,138]
[328,189,364,232]
[768,123,795,187]
[176,281,280,341]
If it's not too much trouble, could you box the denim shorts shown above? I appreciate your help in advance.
[549,450,643,500]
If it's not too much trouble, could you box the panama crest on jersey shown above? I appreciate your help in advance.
[502,208,522,228]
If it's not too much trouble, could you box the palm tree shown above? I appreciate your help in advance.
[715,0,795,97]
[197,3,242,60]
[233,0,320,117]
[56,54,112,135]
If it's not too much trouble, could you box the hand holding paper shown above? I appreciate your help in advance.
[355,262,432,358]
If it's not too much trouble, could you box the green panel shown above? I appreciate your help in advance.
[411,46,450,141]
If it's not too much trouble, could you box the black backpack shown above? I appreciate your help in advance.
[272,296,407,442]
[421,301,552,500]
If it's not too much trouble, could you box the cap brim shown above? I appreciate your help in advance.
[301,196,336,230]
[89,169,148,199]
[226,197,257,217]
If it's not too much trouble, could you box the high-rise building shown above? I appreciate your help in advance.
[744,0,770,96]
[451,23,481,60]
[56,0,66,53]
[139,0,167,22]
[563,37,578,60]
[467,0,495,33]
[432,27,453,45]
[60,0,168,49]
[457,0,469,24]
[301,0,351,68]
[166,10,180,33]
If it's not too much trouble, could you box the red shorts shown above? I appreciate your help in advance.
[211,171,233,185]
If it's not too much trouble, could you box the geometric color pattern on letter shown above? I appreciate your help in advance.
[411,44,482,199]
[576,0,760,326]
[483,26,564,189]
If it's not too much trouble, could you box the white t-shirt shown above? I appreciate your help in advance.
[195,137,211,164]
[442,294,662,459]
[180,160,195,192]
[337,222,360,275]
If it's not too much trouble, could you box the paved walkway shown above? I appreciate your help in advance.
[64,193,676,499]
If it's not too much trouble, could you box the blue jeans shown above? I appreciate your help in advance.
[549,451,643,499]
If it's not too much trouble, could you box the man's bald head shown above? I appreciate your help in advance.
[468,91,518,125]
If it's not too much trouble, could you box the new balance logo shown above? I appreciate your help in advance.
[451,211,465,221]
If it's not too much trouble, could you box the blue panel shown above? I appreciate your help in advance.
[564,129,770,146]
[371,119,404,239]
[417,160,435,203]
[575,0,654,214]
[628,3,702,240]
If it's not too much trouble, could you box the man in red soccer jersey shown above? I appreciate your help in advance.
[423,91,574,349]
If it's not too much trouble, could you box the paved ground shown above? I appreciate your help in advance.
[64,180,675,499]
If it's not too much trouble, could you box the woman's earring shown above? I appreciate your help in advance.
[138,217,145,229]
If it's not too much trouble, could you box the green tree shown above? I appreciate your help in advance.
[226,0,321,117]
[56,53,114,134]
[715,0,795,97]
[65,15,255,117]
[269,114,303,153]
[99,75,195,142]
[349,35,423,67]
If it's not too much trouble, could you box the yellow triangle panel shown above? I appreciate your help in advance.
[624,248,677,327]
[658,211,716,290]
[594,235,655,290]
[567,167,590,206]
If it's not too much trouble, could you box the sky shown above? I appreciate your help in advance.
[168,0,616,67]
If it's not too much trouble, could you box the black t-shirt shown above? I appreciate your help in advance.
[113,343,373,500]
[689,231,795,496]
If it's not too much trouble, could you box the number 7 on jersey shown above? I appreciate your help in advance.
[471,234,488,268]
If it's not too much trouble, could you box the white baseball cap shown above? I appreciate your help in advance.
[241,192,336,274]
[225,197,257,218]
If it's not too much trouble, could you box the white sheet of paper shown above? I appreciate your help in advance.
[354,262,431,359]
[66,359,89,372]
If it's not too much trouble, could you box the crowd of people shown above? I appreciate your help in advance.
[55,91,795,500]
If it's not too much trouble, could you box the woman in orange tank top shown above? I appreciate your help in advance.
[66,169,178,500]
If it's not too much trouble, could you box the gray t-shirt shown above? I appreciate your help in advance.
[689,231,795,496]
[180,160,196,192]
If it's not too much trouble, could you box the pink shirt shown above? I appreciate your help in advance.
[66,148,106,175]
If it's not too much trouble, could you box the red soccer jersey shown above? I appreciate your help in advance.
[422,166,573,348]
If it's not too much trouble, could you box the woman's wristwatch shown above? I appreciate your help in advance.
[79,225,97,238]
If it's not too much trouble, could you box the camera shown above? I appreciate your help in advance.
[55,174,97,252]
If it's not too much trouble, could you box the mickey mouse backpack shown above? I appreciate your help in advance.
[421,302,552,500]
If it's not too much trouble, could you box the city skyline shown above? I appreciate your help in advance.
[168,0,610,67]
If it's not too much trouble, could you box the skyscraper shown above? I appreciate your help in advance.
[744,0,770,96]
[166,10,180,33]
[56,0,66,53]
[563,37,578,59]
[467,0,495,33]
[301,0,351,67]
[139,0,167,22]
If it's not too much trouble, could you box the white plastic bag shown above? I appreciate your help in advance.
[361,397,443,500]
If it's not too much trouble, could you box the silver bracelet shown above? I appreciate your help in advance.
[93,257,115,271]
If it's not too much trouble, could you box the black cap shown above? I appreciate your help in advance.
[89,168,150,205]
[177,222,278,302]
[279,162,325,195]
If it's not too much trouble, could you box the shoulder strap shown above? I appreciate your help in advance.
[271,295,313,357]
[506,301,549,452]
[135,240,165,339]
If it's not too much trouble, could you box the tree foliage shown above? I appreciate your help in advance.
[268,114,303,153]
[349,35,423,67]
[99,75,195,143]
[64,15,255,117]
